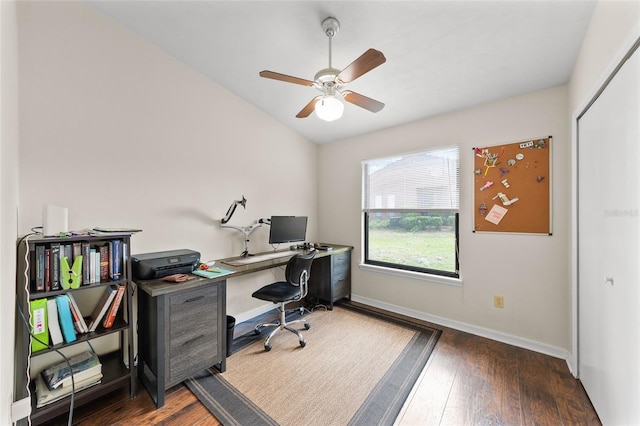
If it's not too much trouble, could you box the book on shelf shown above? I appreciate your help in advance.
[122,241,128,264]
[35,373,102,408]
[61,244,72,266]
[35,245,45,292]
[49,243,60,291]
[87,285,118,332]
[66,293,88,334]
[103,285,126,329]
[109,240,122,281]
[72,242,82,263]
[40,350,101,390]
[45,248,51,291]
[55,295,77,344]
[89,248,97,284]
[81,242,90,285]
[29,298,49,353]
[46,299,63,346]
[60,365,102,388]
[99,245,109,282]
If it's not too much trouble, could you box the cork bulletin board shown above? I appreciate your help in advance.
[473,136,552,234]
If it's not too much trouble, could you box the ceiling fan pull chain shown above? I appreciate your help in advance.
[328,32,333,69]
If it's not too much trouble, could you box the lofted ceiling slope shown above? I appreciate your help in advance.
[85,1,596,144]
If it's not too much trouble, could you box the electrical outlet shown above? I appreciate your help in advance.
[494,295,504,308]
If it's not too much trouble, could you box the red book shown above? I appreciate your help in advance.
[102,285,126,329]
[87,285,117,332]
[45,249,51,292]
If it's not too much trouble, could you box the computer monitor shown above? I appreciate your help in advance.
[269,216,308,245]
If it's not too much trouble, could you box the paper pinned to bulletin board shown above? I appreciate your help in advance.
[473,136,552,234]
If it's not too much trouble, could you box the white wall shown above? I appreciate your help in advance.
[16,1,318,322]
[1,1,20,423]
[319,85,571,354]
[569,0,640,112]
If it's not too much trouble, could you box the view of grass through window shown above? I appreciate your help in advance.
[367,213,457,273]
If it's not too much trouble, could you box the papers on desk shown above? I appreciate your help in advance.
[192,267,236,279]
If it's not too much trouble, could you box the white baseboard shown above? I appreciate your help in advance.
[232,303,275,324]
[351,294,573,367]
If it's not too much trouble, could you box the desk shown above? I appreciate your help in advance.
[136,244,351,407]
[220,244,352,309]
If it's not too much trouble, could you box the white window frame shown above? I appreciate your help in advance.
[361,146,461,281]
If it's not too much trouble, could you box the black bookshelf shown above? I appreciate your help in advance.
[14,233,136,426]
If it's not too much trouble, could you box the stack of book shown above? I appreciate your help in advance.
[31,239,125,293]
[29,285,127,352]
[35,351,103,408]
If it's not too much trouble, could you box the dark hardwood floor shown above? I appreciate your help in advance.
[48,303,600,425]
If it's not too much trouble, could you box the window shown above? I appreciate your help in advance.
[362,146,460,278]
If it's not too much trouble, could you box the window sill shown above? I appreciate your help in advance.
[358,263,463,287]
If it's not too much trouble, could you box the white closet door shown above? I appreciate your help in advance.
[578,45,639,425]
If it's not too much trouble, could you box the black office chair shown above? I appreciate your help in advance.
[252,251,316,351]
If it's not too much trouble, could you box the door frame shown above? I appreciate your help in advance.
[571,32,640,376]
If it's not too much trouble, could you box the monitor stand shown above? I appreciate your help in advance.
[220,221,263,258]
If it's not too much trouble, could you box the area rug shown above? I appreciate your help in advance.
[186,303,441,426]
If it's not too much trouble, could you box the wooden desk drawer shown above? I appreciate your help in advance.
[168,331,218,386]
[137,277,227,409]
[169,285,217,317]
[333,274,350,300]
[166,285,220,386]
[169,286,217,330]
[332,252,350,275]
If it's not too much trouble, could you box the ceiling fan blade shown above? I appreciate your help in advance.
[259,70,315,87]
[336,49,386,84]
[296,96,321,118]
[343,91,385,113]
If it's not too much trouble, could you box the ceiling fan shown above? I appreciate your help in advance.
[259,17,386,122]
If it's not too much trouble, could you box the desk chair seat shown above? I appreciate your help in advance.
[252,251,316,351]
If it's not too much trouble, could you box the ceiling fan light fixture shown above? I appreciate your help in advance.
[315,95,344,121]
[259,16,386,120]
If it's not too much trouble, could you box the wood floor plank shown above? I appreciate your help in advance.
[547,356,601,425]
[518,349,565,425]
[396,340,457,425]
[481,338,523,425]
[439,332,494,425]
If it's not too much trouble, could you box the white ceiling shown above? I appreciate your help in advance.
[86,1,596,144]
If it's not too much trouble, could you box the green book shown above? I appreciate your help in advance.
[29,298,49,352]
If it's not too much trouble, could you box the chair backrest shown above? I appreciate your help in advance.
[285,251,316,300]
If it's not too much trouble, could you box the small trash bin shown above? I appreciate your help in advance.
[226,315,236,357]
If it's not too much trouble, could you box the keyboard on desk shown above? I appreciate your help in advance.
[223,250,299,266]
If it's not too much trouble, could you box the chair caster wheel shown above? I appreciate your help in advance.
[264,344,272,352]
[304,323,311,330]
[300,340,306,348]
[254,328,261,335]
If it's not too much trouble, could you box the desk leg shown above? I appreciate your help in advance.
[138,291,166,408]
